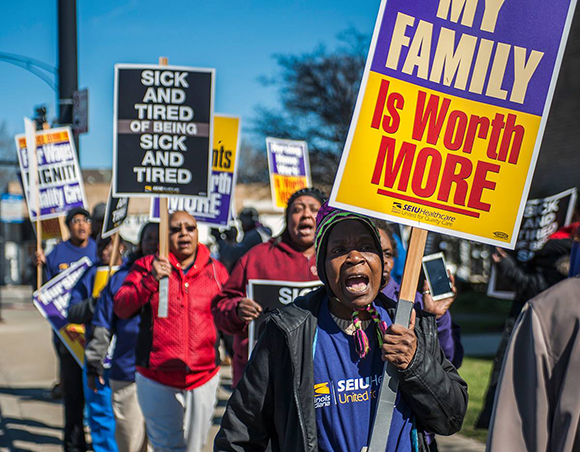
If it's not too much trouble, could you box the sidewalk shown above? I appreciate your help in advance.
[0,300,486,452]
[0,304,62,451]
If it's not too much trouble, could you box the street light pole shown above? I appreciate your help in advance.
[58,0,79,157]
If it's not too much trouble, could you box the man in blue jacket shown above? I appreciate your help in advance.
[36,207,97,452]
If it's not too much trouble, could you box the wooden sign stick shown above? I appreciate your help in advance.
[33,122,52,289]
[36,215,42,289]
[157,56,170,318]
[108,232,120,279]
[364,227,428,452]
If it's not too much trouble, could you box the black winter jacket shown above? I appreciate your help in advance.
[214,288,468,452]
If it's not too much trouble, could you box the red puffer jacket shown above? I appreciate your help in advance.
[114,244,228,390]
[211,235,319,386]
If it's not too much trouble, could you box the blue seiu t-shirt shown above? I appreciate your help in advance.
[45,238,98,281]
[92,264,140,382]
[314,296,414,452]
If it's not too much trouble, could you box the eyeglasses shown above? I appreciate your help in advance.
[71,217,92,225]
[170,225,196,235]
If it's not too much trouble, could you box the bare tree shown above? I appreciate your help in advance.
[254,28,369,185]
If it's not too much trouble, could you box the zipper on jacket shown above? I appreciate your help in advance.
[183,269,191,372]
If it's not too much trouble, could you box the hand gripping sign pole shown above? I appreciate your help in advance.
[362,227,427,452]
[157,56,170,318]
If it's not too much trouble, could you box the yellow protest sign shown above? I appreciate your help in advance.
[266,138,311,211]
[149,114,241,226]
[330,0,577,247]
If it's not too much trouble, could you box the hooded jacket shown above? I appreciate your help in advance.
[114,244,229,390]
[214,288,468,452]
[211,235,319,386]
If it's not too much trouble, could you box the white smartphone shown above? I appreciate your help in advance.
[422,252,454,301]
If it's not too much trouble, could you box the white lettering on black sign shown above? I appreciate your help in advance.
[515,189,577,262]
[113,64,215,197]
[248,280,323,333]
[102,190,130,238]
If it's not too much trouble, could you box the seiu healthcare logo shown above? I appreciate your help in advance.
[392,202,457,227]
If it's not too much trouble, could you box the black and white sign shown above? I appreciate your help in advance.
[487,187,577,300]
[113,64,215,197]
[102,188,129,239]
[515,188,577,262]
[247,279,322,355]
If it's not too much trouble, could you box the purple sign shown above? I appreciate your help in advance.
[150,169,235,226]
[266,137,311,211]
[149,114,240,226]
[370,0,574,115]
[15,127,87,221]
[33,257,92,366]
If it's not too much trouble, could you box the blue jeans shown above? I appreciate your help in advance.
[82,365,119,452]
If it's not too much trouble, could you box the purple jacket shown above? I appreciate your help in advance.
[382,278,463,369]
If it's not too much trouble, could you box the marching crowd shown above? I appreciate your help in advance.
[32,187,580,452]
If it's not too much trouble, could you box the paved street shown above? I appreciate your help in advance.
[0,287,484,452]
[0,300,62,452]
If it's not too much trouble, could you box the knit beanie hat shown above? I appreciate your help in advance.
[314,202,383,287]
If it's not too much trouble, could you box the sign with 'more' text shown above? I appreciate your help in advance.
[150,115,241,226]
[330,0,577,247]
[15,127,87,221]
[266,138,311,211]
[113,64,215,197]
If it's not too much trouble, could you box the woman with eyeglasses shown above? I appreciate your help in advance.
[114,211,229,452]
